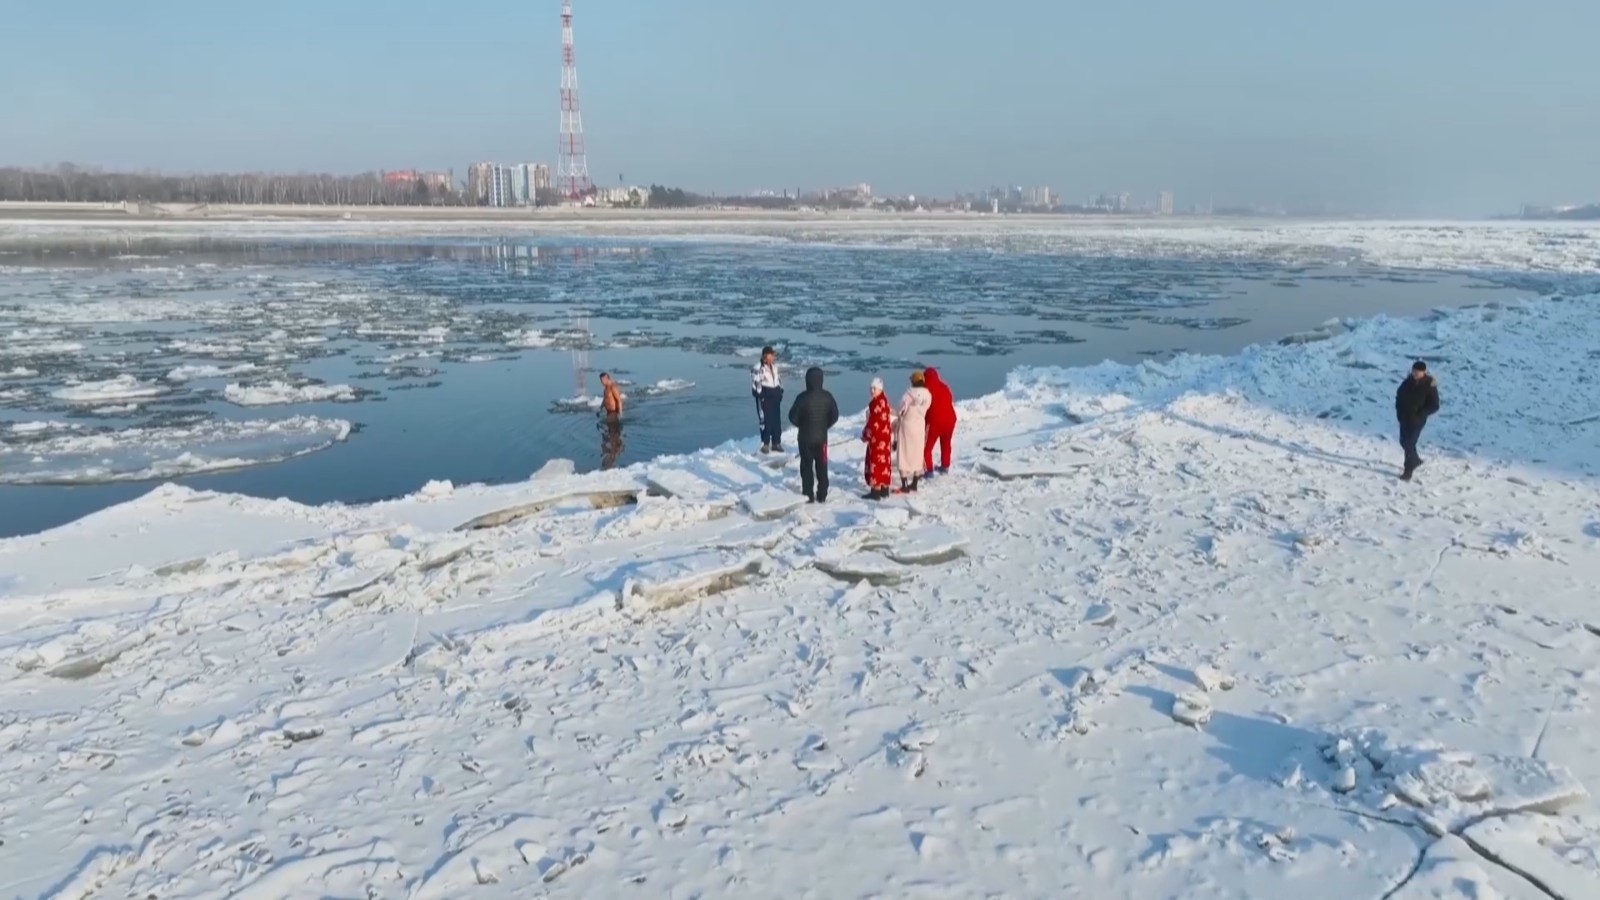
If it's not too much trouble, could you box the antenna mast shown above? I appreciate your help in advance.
[557,0,591,201]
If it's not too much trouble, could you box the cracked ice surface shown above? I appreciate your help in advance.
[3,292,1600,896]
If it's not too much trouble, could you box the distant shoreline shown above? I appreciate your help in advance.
[0,200,1021,223]
[0,200,1397,226]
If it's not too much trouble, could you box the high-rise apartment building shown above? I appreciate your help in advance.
[469,162,553,206]
[467,162,495,205]
[488,165,514,208]
[1159,191,1175,216]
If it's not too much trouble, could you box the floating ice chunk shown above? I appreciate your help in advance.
[0,416,352,484]
[506,328,556,348]
[532,458,577,480]
[0,339,83,357]
[51,375,169,405]
[223,380,358,406]
[2,366,37,378]
[551,394,604,413]
[6,420,75,435]
[639,378,695,396]
[166,339,248,357]
[416,479,455,499]
[165,363,258,382]
[356,323,447,343]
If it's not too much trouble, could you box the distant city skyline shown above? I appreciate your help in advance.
[3,0,1598,216]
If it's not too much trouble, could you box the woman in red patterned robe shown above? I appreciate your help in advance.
[861,377,894,500]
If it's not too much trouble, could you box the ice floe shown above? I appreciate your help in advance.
[222,380,359,406]
[0,416,352,484]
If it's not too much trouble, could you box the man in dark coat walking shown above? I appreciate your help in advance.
[788,366,839,503]
[1395,360,1441,481]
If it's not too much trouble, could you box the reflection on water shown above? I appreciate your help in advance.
[599,416,625,471]
[0,234,1528,537]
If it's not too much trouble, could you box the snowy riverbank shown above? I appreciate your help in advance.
[2,294,1600,897]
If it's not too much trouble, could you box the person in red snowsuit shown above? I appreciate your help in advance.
[922,367,957,475]
[860,377,893,500]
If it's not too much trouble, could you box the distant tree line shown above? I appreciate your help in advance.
[646,185,701,208]
[0,164,469,206]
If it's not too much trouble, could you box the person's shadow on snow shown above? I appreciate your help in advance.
[1163,413,1394,478]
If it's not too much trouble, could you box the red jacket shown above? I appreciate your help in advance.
[923,367,957,430]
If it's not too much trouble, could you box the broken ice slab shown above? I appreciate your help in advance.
[1391,753,1586,822]
[741,487,807,520]
[976,453,1095,481]
[311,549,407,599]
[454,489,640,531]
[1390,835,1547,900]
[977,428,1065,454]
[1333,765,1358,794]
[814,552,910,587]
[1171,691,1213,727]
[622,550,768,612]
[643,467,740,509]
[875,523,969,565]
[1462,814,1600,900]
[1192,664,1236,692]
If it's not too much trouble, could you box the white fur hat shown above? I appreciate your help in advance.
[870,377,884,393]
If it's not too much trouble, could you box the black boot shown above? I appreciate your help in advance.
[909,475,920,492]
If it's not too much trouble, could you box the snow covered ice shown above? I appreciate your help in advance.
[0,416,352,484]
[49,375,169,405]
[5,246,1600,894]
[221,380,359,407]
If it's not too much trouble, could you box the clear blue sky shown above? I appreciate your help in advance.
[2,0,1596,215]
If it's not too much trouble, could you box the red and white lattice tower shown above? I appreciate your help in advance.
[557,0,591,201]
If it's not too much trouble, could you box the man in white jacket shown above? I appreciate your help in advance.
[751,346,783,453]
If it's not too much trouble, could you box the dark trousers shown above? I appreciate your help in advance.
[1399,418,1426,470]
[759,388,783,448]
[799,440,829,500]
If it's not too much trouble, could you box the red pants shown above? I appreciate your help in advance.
[923,422,954,473]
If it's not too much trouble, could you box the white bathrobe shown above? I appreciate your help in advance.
[896,386,932,477]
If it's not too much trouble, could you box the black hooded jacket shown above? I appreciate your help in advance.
[1395,374,1440,424]
[787,367,839,445]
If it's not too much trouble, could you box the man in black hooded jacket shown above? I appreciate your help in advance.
[788,366,839,502]
[1395,360,1441,481]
